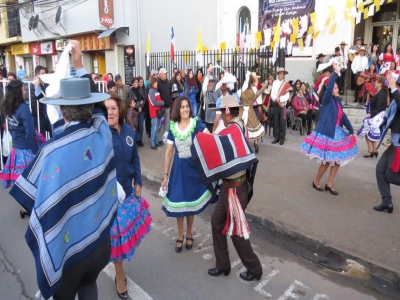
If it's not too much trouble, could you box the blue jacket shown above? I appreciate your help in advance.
[378,89,400,148]
[110,123,142,196]
[314,72,354,138]
[184,81,199,103]
[7,103,38,154]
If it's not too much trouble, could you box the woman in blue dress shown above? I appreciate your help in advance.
[105,93,152,299]
[161,96,212,253]
[300,63,359,195]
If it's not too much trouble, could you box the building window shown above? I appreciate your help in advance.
[7,5,21,38]
[238,7,251,35]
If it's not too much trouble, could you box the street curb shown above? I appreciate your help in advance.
[141,166,400,295]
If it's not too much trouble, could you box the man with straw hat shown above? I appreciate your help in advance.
[270,67,293,145]
[351,46,369,105]
[191,95,262,282]
[10,40,118,300]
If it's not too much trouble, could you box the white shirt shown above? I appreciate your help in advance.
[351,55,368,74]
[270,79,290,105]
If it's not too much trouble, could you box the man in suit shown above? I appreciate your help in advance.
[115,74,130,104]
[351,46,368,105]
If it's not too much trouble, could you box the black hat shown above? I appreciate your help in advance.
[335,47,340,52]
[317,53,325,59]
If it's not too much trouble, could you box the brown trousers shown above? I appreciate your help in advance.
[211,182,262,275]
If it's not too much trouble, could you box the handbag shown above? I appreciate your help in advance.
[2,122,12,157]
[157,107,165,119]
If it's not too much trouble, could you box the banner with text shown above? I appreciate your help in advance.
[259,0,315,57]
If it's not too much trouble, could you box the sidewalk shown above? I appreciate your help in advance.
[139,129,400,287]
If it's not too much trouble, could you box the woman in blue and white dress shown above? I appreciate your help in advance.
[161,96,212,253]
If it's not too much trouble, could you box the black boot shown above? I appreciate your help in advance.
[373,203,393,213]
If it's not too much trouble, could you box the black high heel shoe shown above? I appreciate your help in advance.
[363,152,374,158]
[185,237,194,250]
[374,151,379,158]
[325,184,339,195]
[175,236,184,253]
[312,181,324,192]
[373,203,393,213]
[20,209,30,219]
[115,277,128,299]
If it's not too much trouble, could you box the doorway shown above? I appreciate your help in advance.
[92,52,106,75]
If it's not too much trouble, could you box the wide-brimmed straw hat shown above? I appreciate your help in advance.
[358,46,367,53]
[40,78,109,105]
[210,95,242,111]
[339,41,348,46]
[276,67,288,75]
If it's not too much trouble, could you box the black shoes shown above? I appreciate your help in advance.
[158,141,164,146]
[271,139,279,144]
[325,184,338,195]
[279,140,284,145]
[312,181,324,191]
[175,238,184,253]
[239,271,262,281]
[186,237,194,250]
[373,203,394,213]
[254,143,259,153]
[151,146,158,150]
[20,209,30,219]
[115,277,128,299]
[208,267,231,277]
[363,152,374,158]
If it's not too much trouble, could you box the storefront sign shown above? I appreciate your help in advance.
[30,41,57,55]
[124,45,136,85]
[258,0,315,57]
[73,34,114,51]
[11,43,30,55]
[99,0,114,27]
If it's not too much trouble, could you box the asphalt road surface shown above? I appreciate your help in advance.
[0,180,394,300]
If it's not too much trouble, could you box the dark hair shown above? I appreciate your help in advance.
[60,104,93,123]
[7,72,17,80]
[107,92,125,126]
[150,77,158,88]
[107,73,113,80]
[171,97,192,122]
[227,107,239,116]
[301,81,306,86]
[35,65,45,75]
[107,81,116,89]
[185,70,198,89]
[137,76,144,82]
[131,77,139,85]
[3,79,25,116]
[384,43,393,54]
[294,79,301,87]
[196,68,204,76]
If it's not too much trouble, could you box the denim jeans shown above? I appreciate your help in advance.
[190,98,197,118]
[137,112,145,142]
[151,118,159,147]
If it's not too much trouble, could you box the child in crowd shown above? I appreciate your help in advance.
[126,98,139,136]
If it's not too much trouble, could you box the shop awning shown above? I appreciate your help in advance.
[97,27,129,39]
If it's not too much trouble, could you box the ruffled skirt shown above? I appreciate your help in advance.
[110,192,152,261]
[300,126,359,166]
[357,111,385,142]
[1,148,35,189]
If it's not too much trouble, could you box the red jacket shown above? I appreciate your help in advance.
[292,95,310,117]
[148,88,163,118]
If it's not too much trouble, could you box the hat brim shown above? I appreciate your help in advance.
[209,105,243,111]
[40,92,110,105]
[277,70,288,75]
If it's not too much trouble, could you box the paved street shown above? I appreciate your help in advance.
[0,178,395,299]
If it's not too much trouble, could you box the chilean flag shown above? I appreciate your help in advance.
[170,27,175,61]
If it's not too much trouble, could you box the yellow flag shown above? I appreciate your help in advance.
[273,14,281,43]
[374,0,380,11]
[344,10,350,21]
[350,16,355,27]
[388,0,393,3]
[329,23,337,35]
[255,31,262,41]
[290,33,296,44]
[324,17,331,27]
[310,12,316,24]
[184,49,189,63]
[145,32,150,54]
[307,25,314,35]
[202,46,208,52]
[363,7,369,19]
[197,27,203,54]
[358,1,364,12]
[220,42,226,50]
[346,0,355,8]
[313,31,320,39]
[297,38,304,51]
[328,6,335,20]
